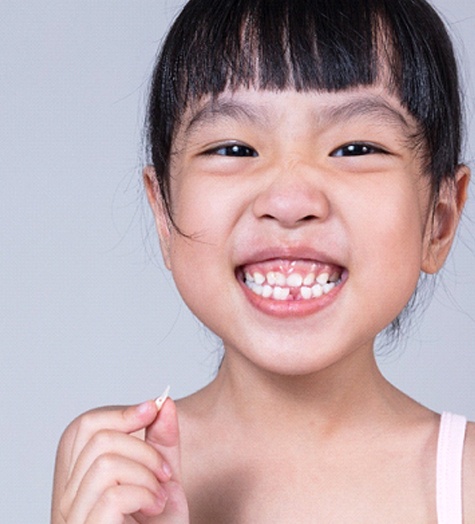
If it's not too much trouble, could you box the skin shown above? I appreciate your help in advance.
[52,87,473,523]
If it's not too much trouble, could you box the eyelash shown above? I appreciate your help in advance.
[330,143,387,157]
[203,142,387,158]
[204,144,258,157]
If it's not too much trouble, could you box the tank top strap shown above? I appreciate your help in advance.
[436,412,467,524]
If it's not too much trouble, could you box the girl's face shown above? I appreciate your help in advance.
[147,87,466,377]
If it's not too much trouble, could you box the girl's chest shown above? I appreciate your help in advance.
[183,444,437,523]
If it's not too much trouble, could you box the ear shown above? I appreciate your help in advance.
[422,164,470,274]
[144,166,172,270]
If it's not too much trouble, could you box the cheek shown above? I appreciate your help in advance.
[344,177,425,269]
[166,188,236,312]
[171,175,243,235]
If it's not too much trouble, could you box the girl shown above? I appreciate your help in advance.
[52,0,474,522]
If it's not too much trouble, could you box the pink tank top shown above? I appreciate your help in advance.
[436,412,467,523]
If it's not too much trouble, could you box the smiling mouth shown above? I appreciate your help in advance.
[238,259,344,301]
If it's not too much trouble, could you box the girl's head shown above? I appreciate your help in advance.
[144,0,470,372]
[147,0,463,216]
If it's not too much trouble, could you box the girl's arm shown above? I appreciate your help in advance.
[51,399,189,523]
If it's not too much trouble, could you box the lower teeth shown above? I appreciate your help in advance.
[245,279,340,300]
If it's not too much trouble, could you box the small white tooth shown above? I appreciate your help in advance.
[286,273,303,287]
[245,272,254,283]
[253,272,265,285]
[273,286,290,300]
[266,271,276,285]
[316,272,329,285]
[312,284,323,297]
[253,284,264,295]
[303,272,315,286]
[300,286,312,299]
[155,385,171,411]
[329,272,340,283]
[262,284,273,298]
[323,282,335,294]
[275,272,286,286]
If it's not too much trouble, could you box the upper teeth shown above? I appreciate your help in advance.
[244,270,341,301]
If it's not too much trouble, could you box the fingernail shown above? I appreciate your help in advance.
[162,461,172,479]
[136,400,152,415]
[155,385,171,411]
[156,486,168,506]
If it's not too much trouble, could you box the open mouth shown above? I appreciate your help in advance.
[238,259,344,301]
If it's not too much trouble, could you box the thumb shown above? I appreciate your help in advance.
[145,398,182,482]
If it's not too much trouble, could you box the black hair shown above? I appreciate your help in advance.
[147,0,462,216]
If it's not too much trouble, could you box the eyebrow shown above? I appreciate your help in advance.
[317,96,413,132]
[182,98,270,140]
[181,93,414,141]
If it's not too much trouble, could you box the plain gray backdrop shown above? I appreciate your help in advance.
[1,1,474,521]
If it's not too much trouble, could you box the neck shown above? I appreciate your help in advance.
[195,343,404,437]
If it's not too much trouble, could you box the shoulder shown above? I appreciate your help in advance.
[463,421,475,520]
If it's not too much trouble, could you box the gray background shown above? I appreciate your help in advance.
[1,1,474,521]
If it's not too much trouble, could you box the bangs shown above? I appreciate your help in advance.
[164,0,382,100]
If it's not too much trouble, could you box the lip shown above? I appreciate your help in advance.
[235,247,347,318]
[236,245,344,269]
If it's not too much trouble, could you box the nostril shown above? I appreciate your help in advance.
[260,212,318,223]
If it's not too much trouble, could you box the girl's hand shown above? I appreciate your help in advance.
[52,398,189,523]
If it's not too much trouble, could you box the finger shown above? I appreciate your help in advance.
[82,485,167,524]
[62,434,171,518]
[134,481,190,524]
[145,399,182,482]
[69,401,158,478]
[66,454,167,522]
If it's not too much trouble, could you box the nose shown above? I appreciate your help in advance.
[252,163,331,228]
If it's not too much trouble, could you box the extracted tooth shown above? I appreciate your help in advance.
[329,272,340,283]
[273,286,290,300]
[275,272,286,286]
[316,272,329,285]
[312,284,323,297]
[303,273,315,286]
[266,271,276,285]
[286,273,303,287]
[155,385,170,411]
[253,272,265,285]
[300,286,312,299]
[262,284,273,298]
[323,282,335,294]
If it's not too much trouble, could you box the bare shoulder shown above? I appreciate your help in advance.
[463,421,475,521]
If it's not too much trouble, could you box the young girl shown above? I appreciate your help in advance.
[52,0,474,521]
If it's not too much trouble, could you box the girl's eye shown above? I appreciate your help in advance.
[207,144,258,157]
[331,143,385,157]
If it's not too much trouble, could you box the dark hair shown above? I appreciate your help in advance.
[147,0,462,216]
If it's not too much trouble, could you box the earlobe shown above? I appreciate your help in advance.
[422,165,470,274]
[143,166,172,270]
